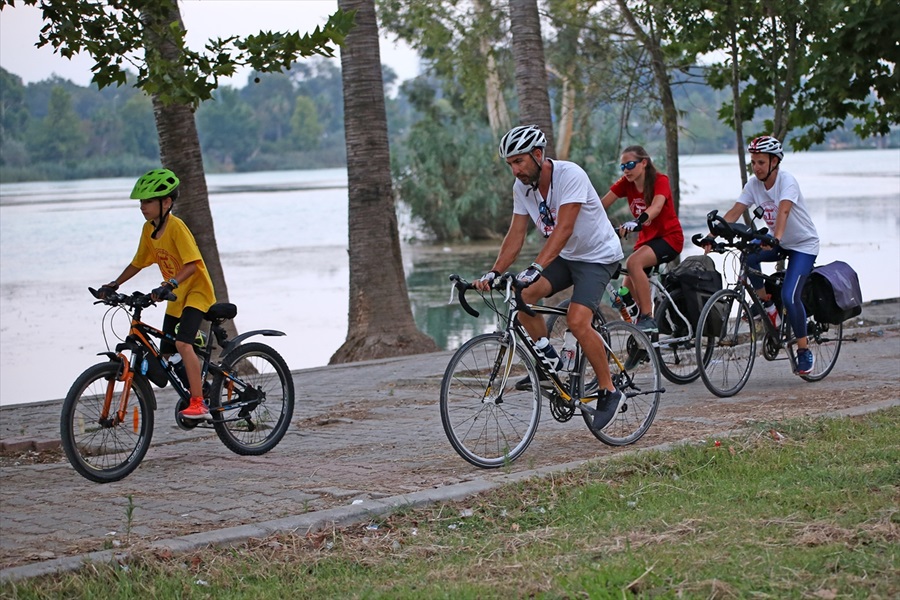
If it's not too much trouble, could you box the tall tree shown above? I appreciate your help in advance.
[616,0,684,213]
[509,0,555,155]
[332,0,438,362]
[376,0,511,136]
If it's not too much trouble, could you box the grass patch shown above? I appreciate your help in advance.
[4,408,899,599]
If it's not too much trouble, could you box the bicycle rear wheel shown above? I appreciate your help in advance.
[60,362,155,483]
[654,292,710,384]
[579,321,662,446]
[798,316,842,382]
[696,289,756,397]
[209,342,295,455]
[440,333,541,468]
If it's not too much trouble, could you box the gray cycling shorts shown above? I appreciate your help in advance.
[541,258,620,310]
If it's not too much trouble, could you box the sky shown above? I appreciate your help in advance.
[0,0,421,89]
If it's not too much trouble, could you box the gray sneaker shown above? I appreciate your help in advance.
[635,314,658,333]
[591,389,623,431]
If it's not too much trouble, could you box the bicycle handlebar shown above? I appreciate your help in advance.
[448,273,537,318]
[695,210,779,254]
[88,287,176,309]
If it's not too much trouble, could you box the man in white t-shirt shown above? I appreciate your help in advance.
[702,135,819,375]
[474,125,625,431]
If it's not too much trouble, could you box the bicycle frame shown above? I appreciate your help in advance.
[734,259,801,369]
[97,297,284,426]
[461,277,624,407]
[606,266,696,349]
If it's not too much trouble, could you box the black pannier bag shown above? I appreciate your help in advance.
[801,261,863,324]
[659,255,724,336]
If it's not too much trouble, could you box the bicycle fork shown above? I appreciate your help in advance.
[97,354,137,432]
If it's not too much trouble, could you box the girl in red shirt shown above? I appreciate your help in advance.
[601,145,684,332]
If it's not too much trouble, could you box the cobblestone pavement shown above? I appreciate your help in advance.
[1,300,898,577]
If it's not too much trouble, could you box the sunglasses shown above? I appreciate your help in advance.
[620,160,642,171]
[538,200,555,236]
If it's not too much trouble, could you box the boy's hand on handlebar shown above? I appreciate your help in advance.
[151,282,177,302]
[96,282,119,299]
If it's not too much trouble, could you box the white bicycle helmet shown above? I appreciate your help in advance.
[499,125,547,159]
[748,136,784,160]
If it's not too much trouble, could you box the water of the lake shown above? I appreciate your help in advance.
[1,148,898,405]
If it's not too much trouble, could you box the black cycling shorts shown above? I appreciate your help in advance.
[640,237,679,265]
[160,307,204,355]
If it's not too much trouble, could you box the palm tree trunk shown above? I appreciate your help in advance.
[143,2,236,340]
[509,0,556,156]
[331,0,438,363]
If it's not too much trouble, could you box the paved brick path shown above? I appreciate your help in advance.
[1,300,897,580]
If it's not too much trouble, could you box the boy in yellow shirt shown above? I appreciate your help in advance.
[97,169,217,419]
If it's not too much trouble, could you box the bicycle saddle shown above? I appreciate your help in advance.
[205,303,237,321]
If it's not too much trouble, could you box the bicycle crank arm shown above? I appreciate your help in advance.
[623,387,666,398]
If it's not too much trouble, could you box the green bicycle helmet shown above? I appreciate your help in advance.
[131,168,180,200]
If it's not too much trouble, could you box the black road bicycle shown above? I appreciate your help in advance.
[694,210,844,398]
[440,273,663,468]
[60,288,295,483]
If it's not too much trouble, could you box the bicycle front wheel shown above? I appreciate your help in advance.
[60,362,155,483]
[696,289,756,398]
[209,342,295,455]
[654,292,706,384]
[579,321,662,446]
[798,315,842,382]
[440,333,541,468]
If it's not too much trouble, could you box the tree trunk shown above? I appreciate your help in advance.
[331,0,438,363]
[509,0,555,157]
[476,0,510,135]
[547,66,576,161]
[143,2,237,341]
[617,0,680,214]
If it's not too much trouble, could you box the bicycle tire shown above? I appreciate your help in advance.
[654,292,711,385]
[579,320,662,446]
[798,316,842,382]
[696,289,756,398]
[440,333,542,468]
[209,342,295,455]
[60,362,155,483]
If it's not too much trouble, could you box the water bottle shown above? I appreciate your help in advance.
[169,353,190,388]
[764,302,780,328]
[535,337,560,372]
[618,286,635,323]
[560,330,576,371]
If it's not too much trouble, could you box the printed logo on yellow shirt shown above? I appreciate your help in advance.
[155,248,181,280]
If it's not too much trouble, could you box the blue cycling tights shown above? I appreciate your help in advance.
[746,248,817,340]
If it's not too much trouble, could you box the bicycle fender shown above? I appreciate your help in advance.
[219,329,286,358]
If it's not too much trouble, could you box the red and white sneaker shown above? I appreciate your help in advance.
[179,397,211,420]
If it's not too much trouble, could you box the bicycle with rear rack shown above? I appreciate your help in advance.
[440,273,663,468]
[60,287,295,483]
[692,210,844,397]
[549,264,715,385]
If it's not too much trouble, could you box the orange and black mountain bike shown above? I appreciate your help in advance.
[60,288,294,483]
